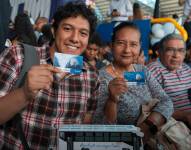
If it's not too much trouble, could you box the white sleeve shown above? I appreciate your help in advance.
[121,0,133,17]
[184,0,191,16]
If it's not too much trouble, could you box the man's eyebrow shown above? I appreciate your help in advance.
[61,23,72,27]
[61,23,89,31]
[79,28,90,33]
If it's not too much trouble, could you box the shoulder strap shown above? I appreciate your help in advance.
[14,43,40,150]
[15,43,40,88]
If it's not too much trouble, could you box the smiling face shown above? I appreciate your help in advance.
[160,39,186,71]
[112,27,141,67]
[54,15,90,55]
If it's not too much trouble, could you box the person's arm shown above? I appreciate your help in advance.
[173,110,189,121]
[147,111,166,127]
[0,64,61,124]
[0,88,29,124]
[173,110,191,128]
[104,77,128,123]
[0,46,28,124]
[146,67,174,121]
[138,108,166,143]
[104,96,118,123]
[137,74,167,142]
[140,67,174,137]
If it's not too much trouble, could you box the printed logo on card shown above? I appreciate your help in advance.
[53,52,83,74]
[124,72,145,85]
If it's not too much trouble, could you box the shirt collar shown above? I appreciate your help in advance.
[158,59,183,74]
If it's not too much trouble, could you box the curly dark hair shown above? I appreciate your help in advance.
[52,1,97,38]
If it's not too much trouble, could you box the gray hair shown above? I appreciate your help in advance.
[159,33,186,52]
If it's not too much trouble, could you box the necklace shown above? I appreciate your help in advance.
[111,63,135,78]
[111,63,123,77]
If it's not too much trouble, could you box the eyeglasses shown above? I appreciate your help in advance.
[164,47,186,55]
[114,40,139,49]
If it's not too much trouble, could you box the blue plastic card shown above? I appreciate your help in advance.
[53,52,83,74]
[124,72,145,85]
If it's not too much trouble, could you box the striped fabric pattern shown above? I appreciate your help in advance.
[147,60,191,112]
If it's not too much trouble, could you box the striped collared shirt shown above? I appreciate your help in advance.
[147,60,191,112]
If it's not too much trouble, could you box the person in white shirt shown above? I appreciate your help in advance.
[108,0,133,22]
[182,0,191,17]
[179,0,191,23]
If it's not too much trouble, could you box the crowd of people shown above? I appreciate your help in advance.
[0,0,191,150]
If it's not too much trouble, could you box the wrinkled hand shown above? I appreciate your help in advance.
[137,51,145,65]
[22,64,62,100]
[134,51,145,65]
[108,78,128,103]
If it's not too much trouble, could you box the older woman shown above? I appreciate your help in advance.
[93,22,173,142]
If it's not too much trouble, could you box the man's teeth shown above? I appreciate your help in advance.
[67,45,78,50]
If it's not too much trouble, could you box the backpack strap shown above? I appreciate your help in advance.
[15,43,40,88]
[13,43,39,150]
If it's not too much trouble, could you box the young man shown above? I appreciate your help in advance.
[0,2,98,149]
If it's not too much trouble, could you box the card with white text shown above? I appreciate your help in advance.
[124,72,145,85]
[53,52,83,74]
